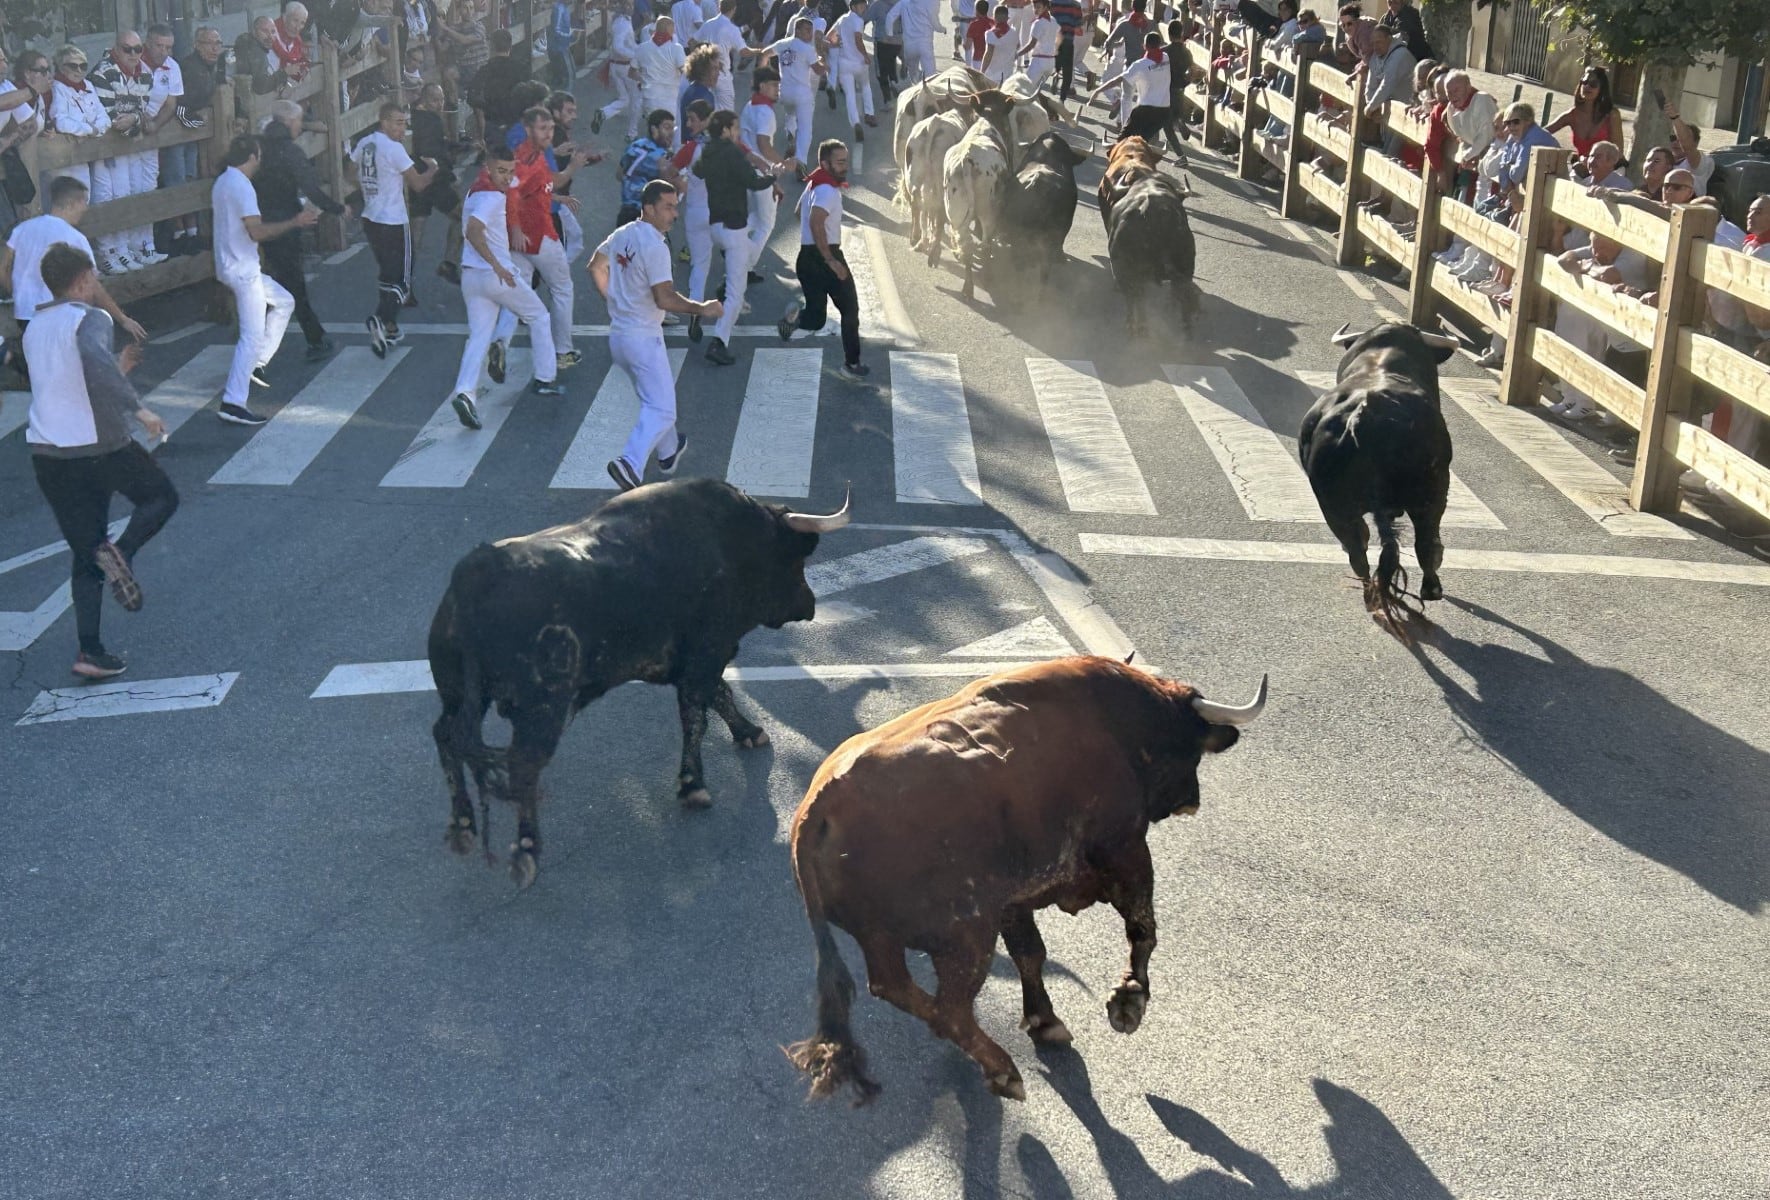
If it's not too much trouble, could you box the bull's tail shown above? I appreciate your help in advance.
[783,855,880,1105]
[1365,512,1427,639]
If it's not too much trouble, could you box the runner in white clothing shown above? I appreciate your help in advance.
[592,0,644,139]
[827,0,878,140]
[590,180,723,491]
[670,0,704,44]
[448,145,562,430]
[635,17,687,145]
[759,18,826,169]
[886,0,942,84]
[738,68,790,274]
[978,4,1016,83]
[696,0,749,111]
[1016,0,1058,92]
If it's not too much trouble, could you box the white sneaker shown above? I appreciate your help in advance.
[116,249,144,272]
[135,248,169,265]
[1561,401,1595,420]
[96,251,127,276]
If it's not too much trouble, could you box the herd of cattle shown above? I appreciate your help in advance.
[419,87,1470,1101]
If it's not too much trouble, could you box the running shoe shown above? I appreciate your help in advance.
[452,392,482,429]
[590,109,605,134]
[839,360,871,379]
[367,315,388,358]
[557,349,582,370]
[705,337,736,365]
[778,302,801,341]
[606,457,642,491]
[72,651,127,679]
[218,403,269,426]
[748,270,765,284]
[250,366,270,389]
[687,314,702,342]
[657,434,687,474]
[487,339,507,383]
[92,541,142,612]
[306,338,338,362]
[529,378,565,396]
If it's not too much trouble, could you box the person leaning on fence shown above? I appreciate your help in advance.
[49,46,109,194]
[234,17,293,102]
[88,31,162,273]
[0,49,50,239]
[168,28,225,254]
[256,99,345,362]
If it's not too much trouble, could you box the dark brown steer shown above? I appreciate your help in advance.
[785,655,1266,1103]
[1098,135,1162,228]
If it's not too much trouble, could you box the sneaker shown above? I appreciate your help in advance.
[528,377,564,396]
[1609,447,1637,467]
[367,315,388,359]
[839,360,871,379]
[72,650,127,680]
[657,433,687,474]
[305,338,337,362]
[1475,348,1505,369]
[487,339,507,384]
[1560,401,1595,420]
[451,392,482,429]
[748,270,765,284]
[113,249,143,273]
[436,260,461,285]
[136,248,169,265]
[590,108,605,134]
[384,325,404,344]
[854,122,865,142]
[778,302,801,341]
[705,337,736,365]
[557,349,582,370]
[606,456,642,491]
[97,251,126,276]
[250,365,271,389]
[92,541,142,612]
[687,314,702,342]
[864,114,878,127]
[218,403,269,426]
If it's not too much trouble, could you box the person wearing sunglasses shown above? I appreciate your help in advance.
[48,46,107,197]
[1545,66,1620,160]
[1495,101,1555,197]
[86,31,160,274]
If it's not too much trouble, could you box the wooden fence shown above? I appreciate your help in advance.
[1153,15,1770,525]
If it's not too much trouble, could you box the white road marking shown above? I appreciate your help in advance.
[323,243,367,267]
[861,225,920,346]
[549,349,688,488]
[0,394,28,441]
[0,521,127,652]
[810,599,876,624]
[1163,365,1321,522]
[209,347,406,485]
[1233,179,1259,198]
[153,322,208,344]
[1439,380,1693,539]
[806,535,992,596]
[17,673,240,725]
[1280,220,1316,246]
[381,352,535,488]
[1024,358,1156,515]
[311,658,1047,697]
[136,344,235,446]
[840,230,894,345]
[944,615,1074,658]
[890,351,981,506]
[725,348,825,498]
[996,531,1140,662]
[1080,533,1770,587]
[1294,369,1504,530]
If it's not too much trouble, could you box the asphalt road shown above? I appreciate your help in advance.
[2,61,1768,1200]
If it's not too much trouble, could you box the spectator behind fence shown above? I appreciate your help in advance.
[272,3,315,81]
[1379,0,1431,63]
[470,29,531,145]
[50,45,108,193]
[1236,0,1282,40]
[256,98,344,362]
[1658,93,1713,196]
[1545,231,1649,422]
[1335,2,1377,71]
[1362,24,1414,154]
[235,17,291,99]
[171,28,225,253]
[0,50,50,239]
[439,0,490,126]
[140,25,184,261]
[1546,64,1621,160]
[306,0,366,48]
[88,33,159,274]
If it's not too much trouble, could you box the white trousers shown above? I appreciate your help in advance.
[455,267,557,395]
[715,76,736,114]
[838,61,874,125]
[613,330,680,470]
[1026,56,1054,91]
[710,222,751,343]
[220,267,295,408]
[560,205,586,264]
[89,157,133,259]
[901,38,936,83]
[1009,5,1032,43]
[747,186,779,268]
[684,208,713,301]
[493,237,575,353]
[601,68,644,137]
[779,84,815,166]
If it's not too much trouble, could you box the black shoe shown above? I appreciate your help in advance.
[452,392,482,429]
[778,302,801,341]
[435,260,461,285]
[487,339,507,384]
[93,541,142,612]
[528,377,564,396]
[855,122,864,143]
[218,403,269,426]
[657,434,687,474]
[590,109,605,134]
[367,315,388,358]
[606,457,642,491]
[305,338,337,362]
[250,365,270,389]
[827,85,838,110]
[72,650,127,680]
[688,314,703,342]
[705,337,735,365]
[748,270,765,284]
[839,360,871,379]
[384,325,404,344]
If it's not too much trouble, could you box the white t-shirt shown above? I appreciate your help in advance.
[1026,14,1058,56]
[352,131,416,225]
[596,219,674,333]
[635,35,686,98]
[828,12,869,66]
[981,28,1015,81]
[740,98,778,153]
[673,138,709,223]
[1123,56,1171,108]
[212,166,263,277]
[671,0,704,43]
[461,187,515,272]
[145,55,184,118]
[1680,151,1716,196]
[5,214,94,320]
[766,35,820,92]
[697,13,747,75]
[798,180,842,245]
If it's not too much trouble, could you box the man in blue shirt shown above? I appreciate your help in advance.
[548,0,576,89]
[618,109,679,225]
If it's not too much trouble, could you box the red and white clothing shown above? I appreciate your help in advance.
[270,18,312,80]
[598,17,644,139]
[212,166,295,409]
[980,23,1015,83]
[597,219,683,474]
[763,34,821,164]
[497,140,575,355]
[456,172,556,396]
[1021,13,1059,89]
[671,135,713,301]
[741,95,782,265]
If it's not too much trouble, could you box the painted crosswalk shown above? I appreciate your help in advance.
[382,351,539,488]
[726,348,825,498]
[1024,358,1157,515]
[550,349,689,489]
[890,352,981,506]
[211,348,407,485]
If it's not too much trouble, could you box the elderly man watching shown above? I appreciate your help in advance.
[1361,24,1415,154]
[87,31,155,273]
[1494,101,1556,200]
[272,3,314,81]
[234,17,288,98]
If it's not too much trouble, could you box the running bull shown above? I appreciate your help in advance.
[785,655,1267,1103]
[1299,320,1462,619]
[428,479,851,889]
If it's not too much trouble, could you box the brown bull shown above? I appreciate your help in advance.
[1099,136,1163,229]
[784,655,1267,1103]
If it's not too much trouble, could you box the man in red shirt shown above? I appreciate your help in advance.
[501,105,579,372]
[271,2,312,82]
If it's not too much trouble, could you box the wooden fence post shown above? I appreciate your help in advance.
[1496,145,1567,407]
[1279,42,1318,221]
[1629,204,1721,513]
[1334,68,1365,268]
[1235,32,1264,182]
[1201,14,1223,151]
[1406,163,1442,326]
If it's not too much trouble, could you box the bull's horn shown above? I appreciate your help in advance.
[783,488,852,534]
[1329,322,1366,347]
[1418,329,1461,350]
[1191,674,1268,726]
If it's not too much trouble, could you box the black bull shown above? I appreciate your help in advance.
[1104,172,1198,337]
[1001,131,1090,289]
[427,479,851,888]
[1298,321,1461,617]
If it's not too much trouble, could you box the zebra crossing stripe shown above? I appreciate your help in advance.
[1163,365,1321,522]
[1024,358,1156,515]
[0,393,28,441]
[890,352,980,506]
[725,348,825,499]
[381,352,537,488]
[1294,370,1505,531]
[209,348,407,485]
[549,349,689,488]
[135,344,236,448]
[17,673,240,726]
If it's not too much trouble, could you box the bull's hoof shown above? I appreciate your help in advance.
[734,728,770,750]
[680,785,714,809]
[1420,577,1444,602]
[1022,1014,1073,1046]
[445,821,477,856]
[986,1069,1027,1101]
[510,847,538,890]
[1106,982,1147,1034]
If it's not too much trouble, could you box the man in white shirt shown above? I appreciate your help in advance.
[448,145,562,430]
[1089,32,1169,142]
[590,179,723,491]
[779,138,865,377]
[591,0,644,139]
[828,0,877,140]
[635,16,688,144]
[350,101,437,355]
[886,0,943,85]
[979,4,1017,84]
[671,0,705,44]
[697,0,749,111]
[762,17,826,170]
[1015,0,1059,92]
[212,134,315,426]
[138,24,183,262]
[740,68,790,275]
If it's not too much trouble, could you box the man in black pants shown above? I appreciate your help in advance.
[779,138,866,378]
[256,99,345,361]
[23,244,177,680]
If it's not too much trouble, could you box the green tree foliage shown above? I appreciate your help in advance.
[1546,0,1770,66]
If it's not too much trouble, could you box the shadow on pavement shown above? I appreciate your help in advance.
[1410,597,1770,914]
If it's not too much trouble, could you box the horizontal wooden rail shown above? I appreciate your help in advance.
[1679,329,1770,422]
[1671,419,1770,516]
[1436,196,1518,261]
[1530,324,1647,429]
[1306,60,1354,106]
[1531,253,1660,346]
[1301,112,1350,161]
[1429,266,1505,333]
[1298,160,1345,210]
[1546,178,1671,263]
[28,118,212,171]
[1691,241,1770,310]
[1362,149,1424,207]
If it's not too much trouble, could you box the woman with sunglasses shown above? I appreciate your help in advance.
[1545,65,1620,161]
[0,51,50,240]
[48,46,110,194]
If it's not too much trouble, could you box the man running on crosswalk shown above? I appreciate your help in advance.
[590,179,724,491]
[448,145,563,430]
[779,138,866,377]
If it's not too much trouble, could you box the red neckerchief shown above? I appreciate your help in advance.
[469,167,506,194]
[652,28,673,44]
[272,20,308,64]
[1143,45,1163,64]
[750,92,775,106]
[1127,11,1148,30]
[992,17,1010,36]
[1746,234,1767,252]
[804,166,847,190]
